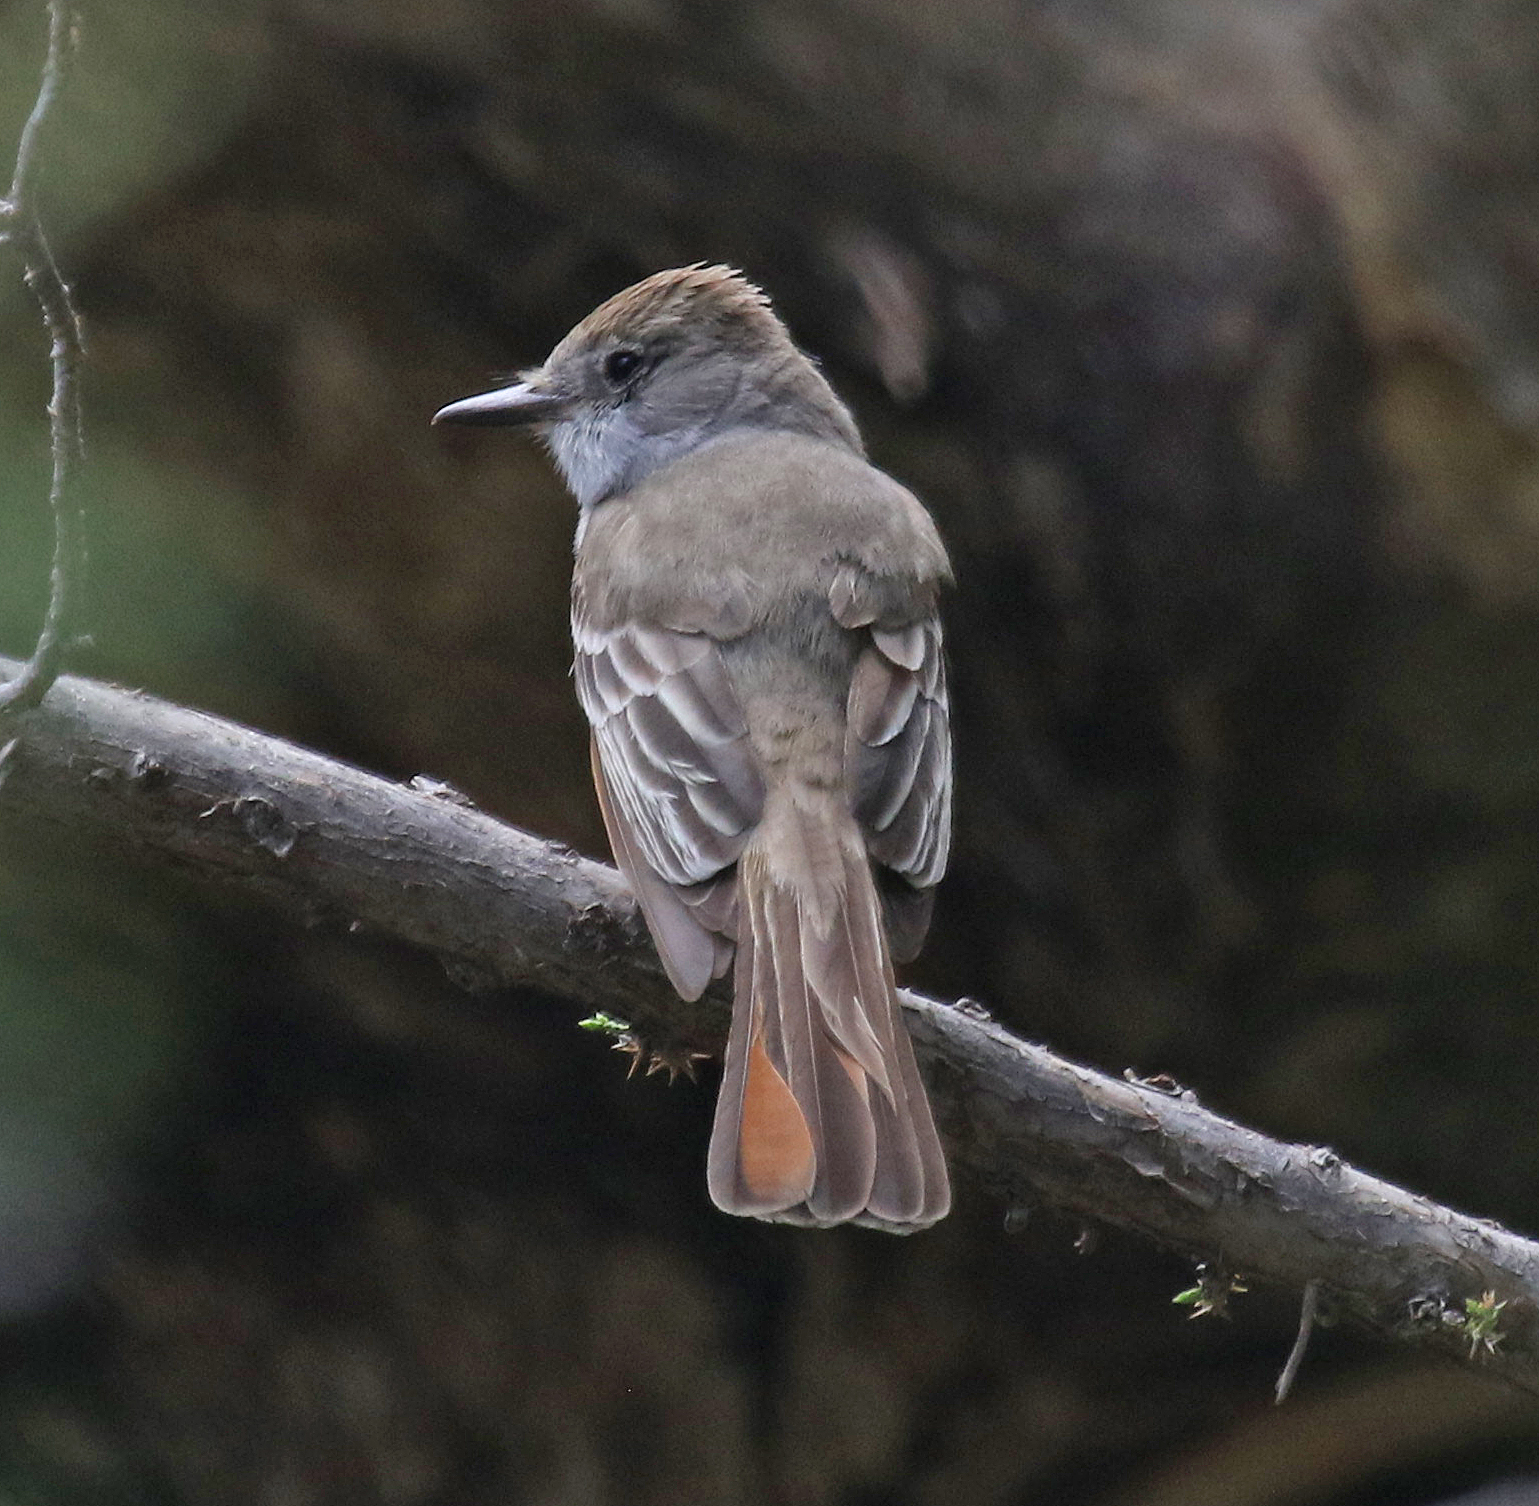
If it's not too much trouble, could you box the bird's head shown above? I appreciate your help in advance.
[433,265,861,506]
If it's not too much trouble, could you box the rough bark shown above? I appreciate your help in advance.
[5,655,1537,1393]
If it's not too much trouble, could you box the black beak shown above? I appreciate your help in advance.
[432,379,566,427]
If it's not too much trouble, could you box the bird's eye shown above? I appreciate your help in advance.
[603,348,643,385]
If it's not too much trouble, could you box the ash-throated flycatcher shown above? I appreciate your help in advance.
[435,266,951,1230]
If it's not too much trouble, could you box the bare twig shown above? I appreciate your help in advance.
[2,659,1539,1393]
[0,0,87,717]
[1275,1279,1321,1404]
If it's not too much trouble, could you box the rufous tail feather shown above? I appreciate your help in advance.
[707,825,950,1231]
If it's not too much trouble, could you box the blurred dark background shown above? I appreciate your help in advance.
[3,0,1539,1500]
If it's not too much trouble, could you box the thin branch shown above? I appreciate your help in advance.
[7,0,72,207]
[0,0,87,717]
[2,658,1539,1393]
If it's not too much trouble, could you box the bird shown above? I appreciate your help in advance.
[434,265,952,1231]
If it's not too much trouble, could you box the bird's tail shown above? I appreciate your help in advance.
[706,798,950,1231]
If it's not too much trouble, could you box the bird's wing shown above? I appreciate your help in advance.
[572,598,764,999]
[833,568,953,963]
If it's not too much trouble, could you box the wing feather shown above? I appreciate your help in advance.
[574,601,764,994]
[845,614,952,944]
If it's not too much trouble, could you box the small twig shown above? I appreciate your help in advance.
[1275,1279,1321,1404]
[0,0,87,718]
[7,0,71,208]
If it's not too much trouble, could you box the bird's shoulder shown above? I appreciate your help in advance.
[574,429,949,637]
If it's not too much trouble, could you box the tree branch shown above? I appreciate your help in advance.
[2,657,1538,1392]
[0,0,87,717]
